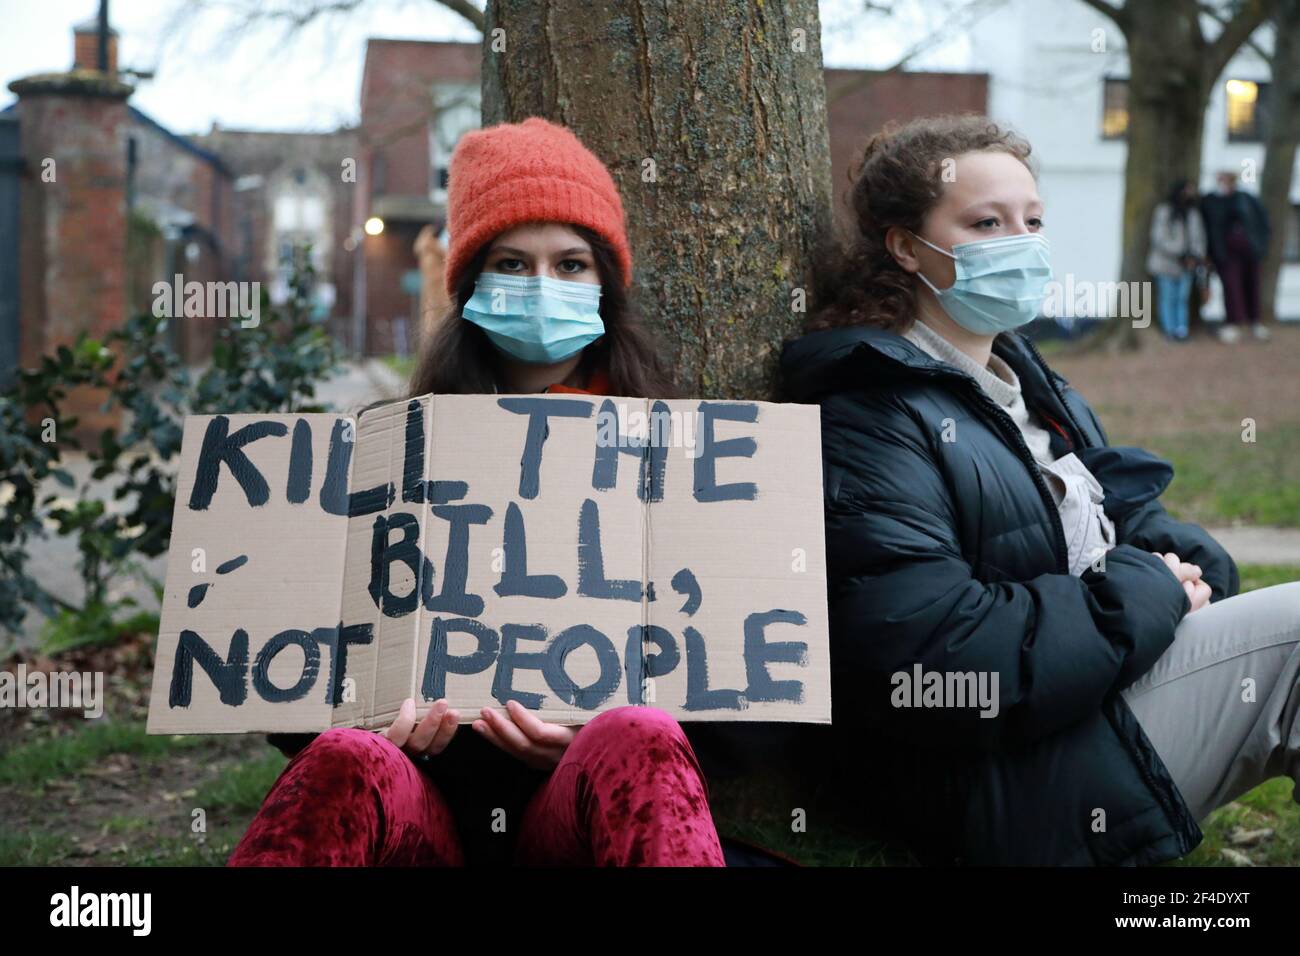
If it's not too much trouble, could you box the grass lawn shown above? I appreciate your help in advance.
[1050,325,1300,527]
[0,727,279,866]
[1141,425,1300,528]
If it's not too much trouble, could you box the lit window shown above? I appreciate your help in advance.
[1101,78,1128,141]
[1226,79,1270,142]
[300,198,324,231]
[273,195,298,230]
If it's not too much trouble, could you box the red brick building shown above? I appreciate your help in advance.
[7,70,135,394]
[0,17,224,432]
[354,40,480,356]
[123,106,236,365]
[1,17,362,403]
[4,18,240,394]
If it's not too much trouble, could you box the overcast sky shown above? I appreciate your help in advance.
[0,0,973,135]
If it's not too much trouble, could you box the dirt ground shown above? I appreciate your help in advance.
[1047,323,1300,440]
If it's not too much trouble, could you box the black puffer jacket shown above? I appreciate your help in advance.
[780,324,1239,866]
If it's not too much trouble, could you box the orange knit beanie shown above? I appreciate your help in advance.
[444,117,634,297]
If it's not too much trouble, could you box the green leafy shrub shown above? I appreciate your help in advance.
[0,268,341,647]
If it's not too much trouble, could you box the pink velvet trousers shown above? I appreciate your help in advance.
[227,705,726,866]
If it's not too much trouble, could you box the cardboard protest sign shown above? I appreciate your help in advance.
[145,395,830,734]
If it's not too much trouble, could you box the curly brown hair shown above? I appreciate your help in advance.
[806,113,1035,335]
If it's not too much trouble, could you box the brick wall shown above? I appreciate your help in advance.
[825,69,990,225]
[10,72,132,435]
[356,41,480,353]
[73,26,118,74]
[359,40,479,199]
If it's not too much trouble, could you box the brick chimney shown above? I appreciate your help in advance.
[73,16,118,75]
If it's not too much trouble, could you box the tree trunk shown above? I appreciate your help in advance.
[1090,0,1209,350]
[1260,0,1300,323]
[481,0,833,400]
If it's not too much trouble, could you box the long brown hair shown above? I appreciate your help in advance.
[807,113,1035,335]
[409,225,677,399]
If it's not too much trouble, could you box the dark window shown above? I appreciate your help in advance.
[1284,204,1300,264]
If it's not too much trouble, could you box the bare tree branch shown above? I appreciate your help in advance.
[1076,0,1129,30]
[1204,0,1279,80]
[248,0,369,29]
[434,0,485,31]
[1199,1,1274,63]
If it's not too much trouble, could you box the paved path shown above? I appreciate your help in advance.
[312,358,407,411]
[1204,526,1300,567]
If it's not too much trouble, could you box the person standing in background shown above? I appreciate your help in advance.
[1147,179,1207,341]
[1201,170,1271,343]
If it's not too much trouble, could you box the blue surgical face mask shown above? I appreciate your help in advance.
[911,231,1053,335]
[463,272,605,364]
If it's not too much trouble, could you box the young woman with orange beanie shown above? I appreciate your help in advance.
[412,116,675,399]
[227,118,725,867]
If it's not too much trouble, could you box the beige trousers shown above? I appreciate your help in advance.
[1120,582,1300,822]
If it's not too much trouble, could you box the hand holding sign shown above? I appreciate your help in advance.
[473,700,578,770]
[385,697,460,760]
